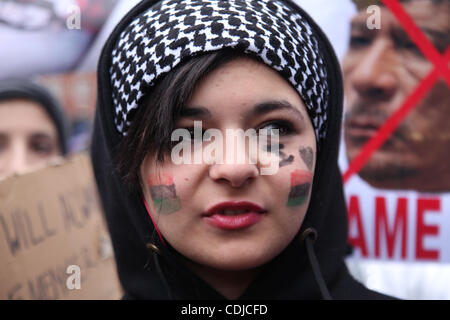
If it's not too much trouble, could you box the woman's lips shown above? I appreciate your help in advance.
[203,201,267,230]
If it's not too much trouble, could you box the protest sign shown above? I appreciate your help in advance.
[0,153,122,299]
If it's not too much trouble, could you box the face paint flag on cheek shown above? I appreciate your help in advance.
[148,174,181,215]
[287,170,313,207]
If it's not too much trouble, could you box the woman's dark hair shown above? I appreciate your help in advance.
[115,49,254,191]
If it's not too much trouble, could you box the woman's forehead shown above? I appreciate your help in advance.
[0,99,58,136]
[185,57,308,117]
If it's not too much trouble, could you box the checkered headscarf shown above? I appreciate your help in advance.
[110,0,329,142]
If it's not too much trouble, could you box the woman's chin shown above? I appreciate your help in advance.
[191,251,274,272]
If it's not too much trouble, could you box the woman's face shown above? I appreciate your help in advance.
[140,57,317,272]
[0,99,61,179]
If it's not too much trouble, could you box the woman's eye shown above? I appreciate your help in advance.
[29,137,54,155]
[0,136,6,154]
[31,142,52,154]
[349,35,371,49]
[258,121,292,136]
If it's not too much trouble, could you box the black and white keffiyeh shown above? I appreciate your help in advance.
[110,0,329,142]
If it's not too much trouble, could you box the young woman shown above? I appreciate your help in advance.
[91,0,391,299]
[0,80,68,179]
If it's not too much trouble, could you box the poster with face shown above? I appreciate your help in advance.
[339,0,450,263]
[293,0,450,299]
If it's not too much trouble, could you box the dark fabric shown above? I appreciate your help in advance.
[0,79,69,155]
[91,0,394,300]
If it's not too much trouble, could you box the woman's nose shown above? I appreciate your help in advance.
[209,161,259,187]
[2,140,28,175]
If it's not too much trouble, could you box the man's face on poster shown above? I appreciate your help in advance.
[342,0,450,192]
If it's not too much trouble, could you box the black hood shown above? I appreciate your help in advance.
[91,0,390,300]
[0,79,69,155]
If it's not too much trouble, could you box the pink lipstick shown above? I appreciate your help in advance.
[203,201,267,230]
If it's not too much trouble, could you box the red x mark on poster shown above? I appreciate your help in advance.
[342,0,450,184]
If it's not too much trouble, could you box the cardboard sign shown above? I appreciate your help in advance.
[0,153,123,299]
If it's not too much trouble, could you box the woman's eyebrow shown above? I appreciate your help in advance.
[250,100,305,121]
[30,132,54,140]
[179,106,212,119]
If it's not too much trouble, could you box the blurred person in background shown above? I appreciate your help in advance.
[343,0,450,192]
[343,0,450,300]
[0,80,68,179]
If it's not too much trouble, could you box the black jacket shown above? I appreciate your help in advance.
[91,0,392,300]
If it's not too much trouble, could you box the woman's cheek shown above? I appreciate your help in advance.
[146,172,182,215]
[273,143,315,208]
[286,169,313,208]
[298,146,314,171]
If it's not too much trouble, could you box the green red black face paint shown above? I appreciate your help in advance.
[299,147,314,171]
[147,173,181,215]
[287,170,313,207]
